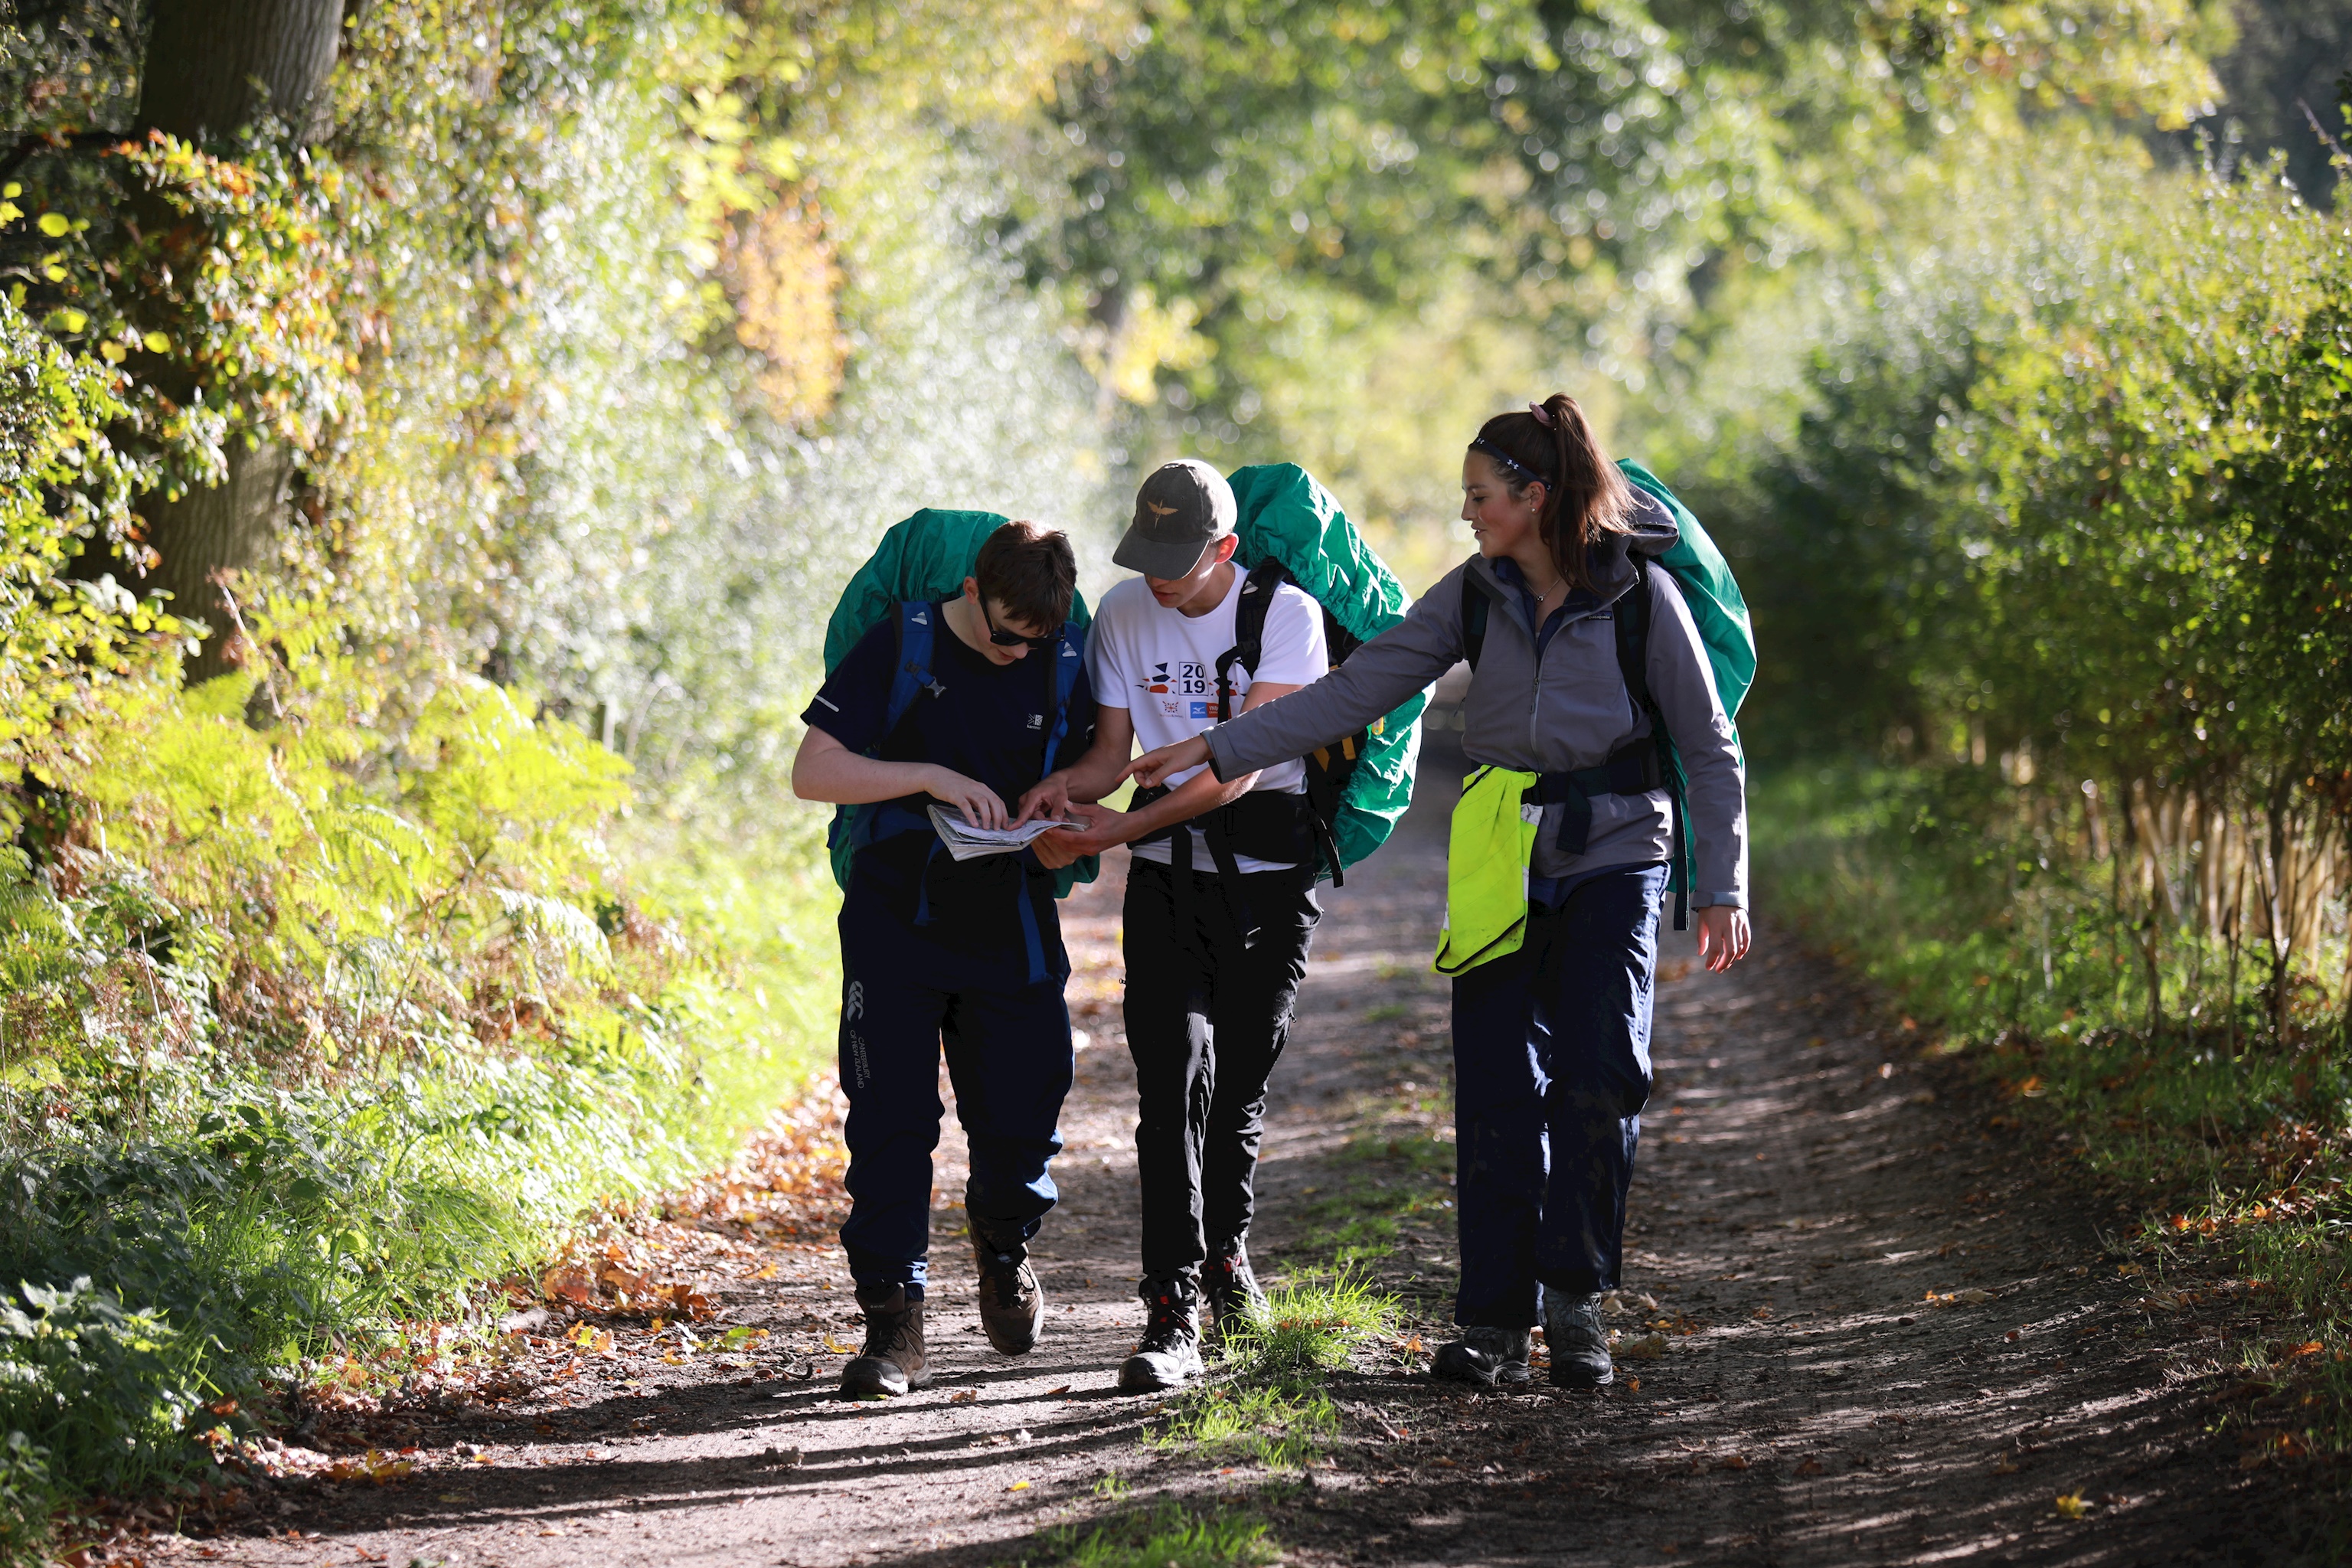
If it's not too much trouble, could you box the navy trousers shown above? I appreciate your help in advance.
[835,877,1074,1295]
[1450,862,1666,1326]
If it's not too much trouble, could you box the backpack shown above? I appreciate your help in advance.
[819,509,1097,906]
[1214,463,1426,884]
[1459,459,1754,929]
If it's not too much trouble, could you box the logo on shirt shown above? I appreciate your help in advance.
[1027,713,1044,730]
[1139,659,1211,697]
[1189,701,1214,719]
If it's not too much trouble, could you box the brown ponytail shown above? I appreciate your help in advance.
[1468,393,1635,594]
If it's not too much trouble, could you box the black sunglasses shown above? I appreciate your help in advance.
[983,603,1061,649]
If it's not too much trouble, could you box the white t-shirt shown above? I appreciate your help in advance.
[1087,568,1329,874]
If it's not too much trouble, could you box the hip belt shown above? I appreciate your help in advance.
[1129,786,1316,949]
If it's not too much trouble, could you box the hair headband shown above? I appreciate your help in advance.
[1469,435,1553,486]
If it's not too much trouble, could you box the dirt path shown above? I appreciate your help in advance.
[168,737,2317,1567]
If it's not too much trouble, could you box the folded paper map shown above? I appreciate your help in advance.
[926,805,1085,862]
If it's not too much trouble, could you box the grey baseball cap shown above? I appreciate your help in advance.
[1112,459,1237,579]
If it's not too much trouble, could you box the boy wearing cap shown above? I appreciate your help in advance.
[1019,460,1328,1391]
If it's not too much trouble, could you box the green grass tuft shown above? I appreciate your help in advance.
[1158,1268,1398,1470]
[1034,1501,1282,1568]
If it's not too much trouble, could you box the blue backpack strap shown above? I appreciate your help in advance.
[1039,621,1084,774]
[1008,620,1090,977]
[887,599,940,732]
[844,602,946,866]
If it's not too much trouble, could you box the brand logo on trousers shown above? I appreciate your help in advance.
[847,1029,871,1089]
[844,980,864,1022]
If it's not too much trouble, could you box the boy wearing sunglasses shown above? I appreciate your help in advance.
[791,521,1097,1397]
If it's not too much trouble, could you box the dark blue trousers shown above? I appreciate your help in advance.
[835,877,1074,1295]
[1450,863,1666,1326]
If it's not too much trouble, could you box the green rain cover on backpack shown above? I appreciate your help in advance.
[819,508,1096,896]
[1223,463,1426,874]
[1615,459,1756,757]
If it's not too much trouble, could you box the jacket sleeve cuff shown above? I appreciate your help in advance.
[1691,892,1746,910]
[1205,728,1236,783]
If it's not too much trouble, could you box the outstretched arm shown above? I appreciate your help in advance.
[1029,684,1301,867]
[1197,564,1471,782]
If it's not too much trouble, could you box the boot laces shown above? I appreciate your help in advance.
[861,1298,920,1361]
[1139,1289,1197,1354]
[982,1253,1032,1309]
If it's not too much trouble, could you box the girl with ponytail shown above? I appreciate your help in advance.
[1125,393,1749,1393]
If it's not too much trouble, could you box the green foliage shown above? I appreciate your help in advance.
[1726,129,2352,1036]
[0,290,173,825]
[0,1428,56,1566]
[1028,0,2223,462]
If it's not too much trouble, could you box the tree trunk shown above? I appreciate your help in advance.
[138,0,347,144]
[142,443,292,681]
[134,0,345,681]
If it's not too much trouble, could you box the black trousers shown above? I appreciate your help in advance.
[1122,856,1321,1287]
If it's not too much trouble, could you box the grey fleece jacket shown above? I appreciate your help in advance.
[1204,498,1748,907]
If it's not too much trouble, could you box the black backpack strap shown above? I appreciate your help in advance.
[1613,559,1689,933]
[1214,559,1290,723]
[1461,571,1489,671]
[1613,557,1652,713]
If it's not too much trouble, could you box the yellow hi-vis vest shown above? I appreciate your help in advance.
[1433,764,1540,975]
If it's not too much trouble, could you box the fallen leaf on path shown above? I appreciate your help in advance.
[1717,1454,1749,1471]
[1795,1457,1824,1476]
[1624,1377,1641,1393]
[747,1263,778,1280]
[1994,1453,2019,1475]
[1619,1333,1669,1361]
[2054,1494,2089,1518]
[542,1266,597,1305]
[1047,1384,1071,1396]
[822,1333,855,1354]
[949,1389,978,1404]
[1007,1480,1030,1491]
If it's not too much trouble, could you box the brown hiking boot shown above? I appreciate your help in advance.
[972,1233,1044,1355]
[840,1284,928,1396]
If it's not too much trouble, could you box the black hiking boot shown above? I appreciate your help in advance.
[972,1232,1044,1355]
[1117,1277,1204,1393]
[1203,1247,1267,1336]
[839,1284,928,1396]
[1432,1325,1534,1387]
[1544,1289,1613,1388]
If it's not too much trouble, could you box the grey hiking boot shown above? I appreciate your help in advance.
[1432,1325,1534,1387]
[1544,1289,1613,1388]
[972,1233,1044,1356]
[839,1284,928,1396]
[1118,1278,1204,1393]
[1202,1247,1267,1335]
